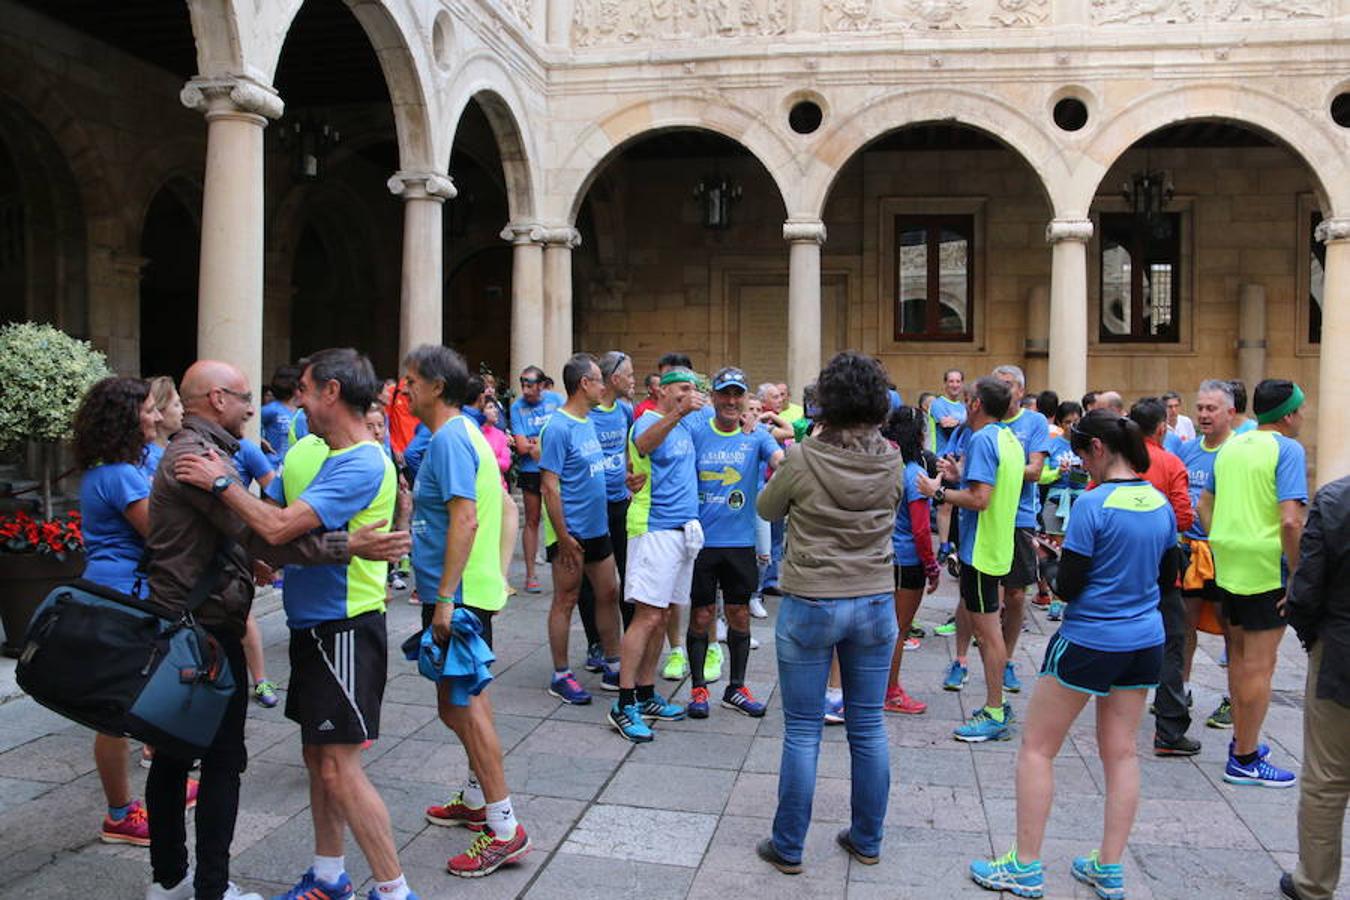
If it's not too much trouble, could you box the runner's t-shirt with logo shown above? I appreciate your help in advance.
[260,399,293,463]
[957,423,1024,576]
[930,396,967,456]
[509,392,564,475]
[1059,479,1175,651]
[539,409,609,540]
[411,415,506,611]
[691,417,779,548]
[1178,437,1224,541]
[627,410,699,537]
[892,459,930,566]
[1003,408,1051,528]
[1205,429,1307,595]
[268,438,396,629]
[589,400,635,503]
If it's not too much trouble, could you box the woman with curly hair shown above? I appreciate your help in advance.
[755,351,904,874]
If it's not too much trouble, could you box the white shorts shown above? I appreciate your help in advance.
[625,521,704,608]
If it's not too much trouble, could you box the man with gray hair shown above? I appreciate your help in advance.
[1164,390,1196,443]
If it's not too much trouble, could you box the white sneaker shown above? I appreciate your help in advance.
[146,870,194,900]
[222,884,264,900]
[749,635,761,650]
[749,595,768,619]
[716,615,729,643]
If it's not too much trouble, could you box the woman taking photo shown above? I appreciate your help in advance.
[755,351,902,874]
[881,405,940,715]
[970,409,1178,900]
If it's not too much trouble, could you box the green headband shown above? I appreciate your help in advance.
[1255,383,1304,424]
[659,370,698,386]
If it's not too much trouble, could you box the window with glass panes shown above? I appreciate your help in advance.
[893,215,974,341]
[1098,212,1181,343]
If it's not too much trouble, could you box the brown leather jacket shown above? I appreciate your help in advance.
[145,415,349,638]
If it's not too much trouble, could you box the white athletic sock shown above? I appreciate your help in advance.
[373,874,410,899]
[312,854,345,884]
[486,797,519,836]
[462,772,485,807]
[825,686,843,704]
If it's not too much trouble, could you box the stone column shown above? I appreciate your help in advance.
[784,219,827,398]
[180,76,282,409]
[541,227,582,381]
[1045,218,1094,403]
[1315,218,1350,485]
[502,223,546,379]
[388,172,455,360]
[1237,283,1267,394]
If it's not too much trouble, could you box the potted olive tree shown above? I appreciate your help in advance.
[0,322,109,654]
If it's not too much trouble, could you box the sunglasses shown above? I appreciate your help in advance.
[600,351,628,379]
[520,378,542,386]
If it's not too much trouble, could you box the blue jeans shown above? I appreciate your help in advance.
[761,517,785,589]
[772,592,897,863]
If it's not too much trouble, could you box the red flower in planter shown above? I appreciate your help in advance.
[0,510,85,558]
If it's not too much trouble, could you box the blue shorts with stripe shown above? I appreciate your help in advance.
[1039,631,1163,696]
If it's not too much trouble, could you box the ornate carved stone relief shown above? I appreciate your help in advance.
[1089,0,1326,24]
[822,0,1049,31]
[503,0,534,30]
[572,0,789,46]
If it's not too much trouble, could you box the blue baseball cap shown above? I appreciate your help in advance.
[711,367,748,393]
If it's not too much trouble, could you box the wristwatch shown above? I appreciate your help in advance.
[933,486,947,504]
[211,475,232,495]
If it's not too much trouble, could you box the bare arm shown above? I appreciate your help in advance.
[634,413,687,456]
[1280,499,1305,580]
[1198,490,1214,535]
[124,498,150,538]
[918,472,992,511]
[1024,450,1046,484]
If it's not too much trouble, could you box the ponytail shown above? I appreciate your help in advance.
[1070,409,1151,474]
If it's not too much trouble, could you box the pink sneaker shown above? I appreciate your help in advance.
[883,686,928,715]
[100,800,150,846]
[185,778,199,810]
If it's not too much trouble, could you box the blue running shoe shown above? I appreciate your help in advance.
[548,673,592,706]
[640,692,686,721]
[823,696,846,725]
[1003,701,1016,723]
[954,708,1011,743]
[609,701,654,742]
[1071,850,1125,899]
[600,668,620,692]
[1047,599,1064,621]
[943,660,969,691]
[722,685,767,718]
[366,891,418,900]
[1228,738,1271,759]
[686,686,711,718]
[1224,752,1297,788]
[970,849,1044,898]
[1003,662,1022,693]
[584,643,605,673]
[273,868,353,900]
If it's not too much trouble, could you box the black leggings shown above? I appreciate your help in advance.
[146,630,248,900]
[579,498,632,639]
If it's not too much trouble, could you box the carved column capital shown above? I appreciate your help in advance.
[500,221,546,245]
[1315,217,1350,244]
[180,76,284,121]
[783,219,827,245]
[1045,218,1094,244]
[538,226,583,249]
[387,171,456,201]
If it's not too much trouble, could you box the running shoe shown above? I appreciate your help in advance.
[600,668,620,691]
[1224,752,1297,788]
[704,643,724,683]
[749,595,768,619]
[823,696,846,725]
[426,791,487,830]
[1047,600,1064,621]
[1228,738,1270,759]
[942,660,969,691]
[903,636,922,651]
[1153,734,1202,757]
[224,885,265,900]
[186,778,199,810]
[1280,873,1305,900]
[661,647,689,681]
[970,848,1044,898]
[687,686,711,718]
[749,635,761,650]
[944,550,961,579]
[934,616,957,637]
[253,680,279,708]
[883,686,927,715]
[1003,662,1022,693]
[389,571,408,591]
[584,643,605,673]
[954,708,1011,743]
[608,701,654,743]
[146,870,195,900]
[547,673,592,705]
[716,615,729,643]
[640,692,686,721]
[447,824,531,877]
[722,685,767,717]
[1032,591,1052,609]
[524,578,542,594]
[909,624,927,639]
[271,868,353,900]
[1071,849,1125,900]
[1003,701,1016,723]
[1206,697,1233,729]
[101,800,150,846]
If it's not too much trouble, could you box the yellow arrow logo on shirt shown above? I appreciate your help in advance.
[699,467,742,487]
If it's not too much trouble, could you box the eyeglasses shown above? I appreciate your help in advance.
[217,386,253,404]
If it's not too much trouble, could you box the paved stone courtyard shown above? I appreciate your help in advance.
[0,554,1330,899]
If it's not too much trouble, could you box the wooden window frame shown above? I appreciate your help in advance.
[1096,210,1182,344]
[891,213,976,343]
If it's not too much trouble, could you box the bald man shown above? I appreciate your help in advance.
[144,359,409,900]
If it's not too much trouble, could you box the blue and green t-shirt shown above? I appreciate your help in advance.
[691,418,779,548]
[1206,429,1307,594]
[1059,479,1175,652]
[929,396,967,456]
[627,410,699,537]
[892,460,930,567]
[509,392,563,474]
[1179,436,1225,541]
[589,400,634,503]
[957,423,1024,576]
[268,439,396,629]
[1003,408,1051,529]
[540,409,609,540]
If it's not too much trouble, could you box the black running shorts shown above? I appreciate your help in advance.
[286,611,387,745]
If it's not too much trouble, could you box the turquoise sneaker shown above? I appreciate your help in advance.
[608,701,654,743]
[943,660,969,691]
[639,692,686,721]
[1003,662,1022,693]
[970,848,1044,898]
[954,707,1011,743]
[1071,849,1125,899]
[1047,599,1064,620]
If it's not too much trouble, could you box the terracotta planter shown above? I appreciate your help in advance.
[0,552,85,657]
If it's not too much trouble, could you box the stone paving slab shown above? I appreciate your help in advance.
[0,550,1327,899]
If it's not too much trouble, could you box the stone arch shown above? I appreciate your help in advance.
[268,0,437,172]
[444,54,541,223]
[186,0,247,77]
[552,95,797,225]
[800,87,1071,218]
[1068,83,1350,216]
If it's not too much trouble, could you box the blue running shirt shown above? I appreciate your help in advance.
[510,392,563,474]
[1003,409,1051,528]
[691,418,779,548]
[929,396,967,456]
[892,460,929,567]
[233,438,273,489]
[259,400,293,463]
[539,409,609,540]
[627,410,699,536]
[1178,437,1224,540]
[80,462,150,596]
[589,400,635,503]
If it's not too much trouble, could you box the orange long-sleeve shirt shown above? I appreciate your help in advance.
[1142,437,1194,534]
